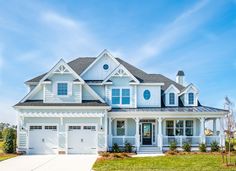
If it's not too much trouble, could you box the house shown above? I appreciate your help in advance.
[14,50,228,154]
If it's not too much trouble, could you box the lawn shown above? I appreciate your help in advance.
[93,154,236,171]
[0,141,17,162]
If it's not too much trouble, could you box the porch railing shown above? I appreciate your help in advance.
[206,136,220,146]
[163,136,201,147]
[112,136,136,146]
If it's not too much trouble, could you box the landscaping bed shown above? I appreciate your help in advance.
[93,152,236,171]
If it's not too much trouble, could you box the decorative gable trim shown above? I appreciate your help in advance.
[102,64,140,84]
[20,59,86,102]
[178,83,198,96]
[164,84,180,94]
[80,49,120,76]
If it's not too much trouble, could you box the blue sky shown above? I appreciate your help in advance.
[0,0,236,124]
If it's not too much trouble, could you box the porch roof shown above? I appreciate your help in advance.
[110,106,228,113]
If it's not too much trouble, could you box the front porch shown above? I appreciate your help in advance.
[108,114,225,152]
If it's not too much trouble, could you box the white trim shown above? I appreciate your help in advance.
[164,84,180,94]
[81,49,120,76]
[179,83,198,96]
[102,64,140,84]
[54,81,70,97]
[21,59,85,102]
[132,83,164,86]
[110,87,132,108]
[83,84,105,103]
[14,106,111,110]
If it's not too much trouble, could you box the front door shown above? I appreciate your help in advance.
[142,123,152,145]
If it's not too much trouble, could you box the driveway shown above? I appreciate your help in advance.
[0,155,97,171]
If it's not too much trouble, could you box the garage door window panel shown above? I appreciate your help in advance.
[30,126,42,131]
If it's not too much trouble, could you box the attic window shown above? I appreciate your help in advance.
[103,64,109,70]
[169,93,175,105]
[188,93,194,105]
[57,83,68,96]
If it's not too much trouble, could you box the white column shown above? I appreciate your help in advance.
[158,117,163,150]
[108,117,113,149]
[104,111,108,151]
[200,117,205,144]
[213,118,217,136]
[135,118,140,151]
[219,117,225,147]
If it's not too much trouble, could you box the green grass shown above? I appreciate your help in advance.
[93,154,236,171]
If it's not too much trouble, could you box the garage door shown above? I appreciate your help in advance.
[67,125,97,154]
[28,125,58,154]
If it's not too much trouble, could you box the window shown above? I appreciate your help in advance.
[103,64,109,70]
[57,83,68,95]
[116,120,125,136]
[69,126,81,131]
[112,88,130,105]
[166,120,194,136]
[169,93,175,105]
[45,126,57,130]
[122,89,130,104]
[143,90,151,100]
[175,120,184,136]
[166,121,174,136]
[185,120,193,136]
[30,126,42,130]
[83,126,96,131]
[188,93,194,105]
[112,89,120,104]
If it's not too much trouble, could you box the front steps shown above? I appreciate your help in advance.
[137,146,163,154]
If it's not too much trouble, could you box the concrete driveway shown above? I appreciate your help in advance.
[0,155,97,171]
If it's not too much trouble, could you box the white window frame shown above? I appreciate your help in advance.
[111,87,131,107]
[54,81,72,97]
[169,93,175,105]
[188,93,194,105]
[115,119,127,136]
[165,119,195,136]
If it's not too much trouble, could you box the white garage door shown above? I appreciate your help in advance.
[28,125,58,154]
[67,125,97,154]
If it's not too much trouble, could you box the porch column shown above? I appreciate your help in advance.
[108,117,113,149]
[158,117,163,150]
[135,118,140,151]
[200,117,205,144]
[219,117,225,147]
[213,118,217,136]
[104,111,108,151]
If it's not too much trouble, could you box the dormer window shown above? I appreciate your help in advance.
[57,83,68,96]
[169,93,175,105]
[188,93,194,105]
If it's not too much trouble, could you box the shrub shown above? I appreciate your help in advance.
[3,128,16,153]
[210,141,220,152]
[182,142,191,152]
[124,142,133,153]
[169,141,177,151]
[112,143,120,153]
[199,143,206,152]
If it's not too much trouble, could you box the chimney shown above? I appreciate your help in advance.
[176,70,185,85]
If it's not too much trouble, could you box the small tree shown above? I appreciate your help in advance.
[2,128,16,153]
[182,142,191,152]
[169,141,177,151]
[223,96,235,165]
[199,143,206,152]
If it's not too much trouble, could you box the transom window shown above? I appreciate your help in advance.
[188,93,194,105]
[112,88,130,105]
[169,93,175,105]
[143,90,151,100]
[57,83,68,95]
[116,120,125,136]
[166,120,194,136]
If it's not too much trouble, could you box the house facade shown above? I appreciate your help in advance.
[14,50,227,154]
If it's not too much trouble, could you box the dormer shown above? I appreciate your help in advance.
[164,84,180,106]
[179,83,199,106]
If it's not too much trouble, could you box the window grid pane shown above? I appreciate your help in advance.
[122,89,130,104]
[57,83,68,95]
[112,89,120,104]
[169,93,175,104]
[117,121,125,136]
[188,93,194,104]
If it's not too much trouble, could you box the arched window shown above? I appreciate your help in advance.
[143,90,151,100]
[169,93,175,105]
[188,93,194,105]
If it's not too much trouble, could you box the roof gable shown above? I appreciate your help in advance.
[164,84,180,94]
[179,83,198,96]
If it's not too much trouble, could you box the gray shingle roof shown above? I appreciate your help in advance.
[15,100,108,107]
[25,57,185,91]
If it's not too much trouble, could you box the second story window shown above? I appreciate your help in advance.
[57,83,68,96]
[169,93,175,105]
[112,88,130,105]
[188,93,194,105]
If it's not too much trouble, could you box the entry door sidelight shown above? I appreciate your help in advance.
[142,123,152,145]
